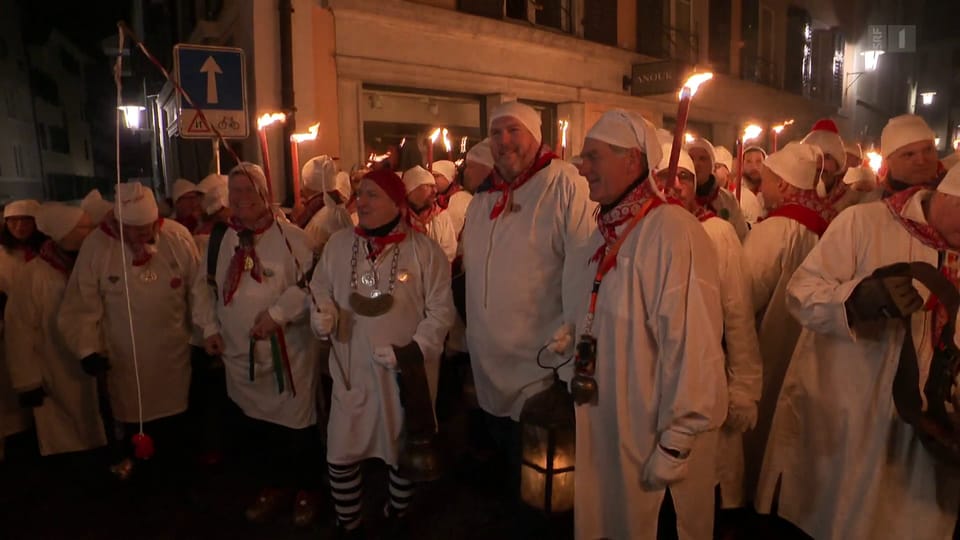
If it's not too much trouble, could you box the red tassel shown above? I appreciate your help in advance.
[132,433,155,460]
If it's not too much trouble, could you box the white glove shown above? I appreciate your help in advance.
[545,323,575,355]
[641,444,690,490]
[311,307,336,338]
[372,346,398,370]
[724,399,758,433]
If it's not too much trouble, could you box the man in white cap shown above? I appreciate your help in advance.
[310,168,454,537]
[462,138,494,193]
[172,178,203,232]
[654,144,763,514]
[686,137,749,240]
[713,145,734,190]
[845,141,863,170]
[81,189,114,225]
[192,174,230,254]
[879,114,943,196]
[740,146,767,195]
[755,163,960,540]
[293,155,353,255]
[402,166,457,263]
[802,119,848,200]
[0,198,44,455]
[58,182,199,475]
[832,166,878,213]
[432,159,472,234]
[6,203,105,456]
[191,162,321,526]
[740,142,834,495]
[461,101,595,495]
[574,110,726,540]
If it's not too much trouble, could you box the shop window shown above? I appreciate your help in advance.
[584,0,617,46]
[362,88,482,174]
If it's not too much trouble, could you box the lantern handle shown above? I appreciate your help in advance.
[536,344,574,376]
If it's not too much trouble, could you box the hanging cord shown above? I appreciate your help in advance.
[536,344,574,376]
[116,22,322,314]
[113,29,145,435]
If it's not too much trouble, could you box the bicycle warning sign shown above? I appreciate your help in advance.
[174,44,248,139]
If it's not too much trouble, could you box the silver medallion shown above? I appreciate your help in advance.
[263,268,274,277]
[140,270,158,283]
[369,289,382,298]
[360,272,376,287]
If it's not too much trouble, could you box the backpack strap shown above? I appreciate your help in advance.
[206,221,230,301]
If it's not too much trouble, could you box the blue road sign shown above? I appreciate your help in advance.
[174,44,248,138]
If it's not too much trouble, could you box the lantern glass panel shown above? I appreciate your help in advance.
[520,422,575,513]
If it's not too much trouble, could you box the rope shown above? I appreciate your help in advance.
[112,29,145,435]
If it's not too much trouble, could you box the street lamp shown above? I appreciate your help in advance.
[921,92,937,106]
[118,105,146,130]
[861,50,884,72]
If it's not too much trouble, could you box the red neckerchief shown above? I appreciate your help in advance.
[590,180,670,264]
[38,239,75,276]
[99,216,164,266]
[291,192,326,229]
[354,222,406,262]
[826,181,850,207]
[436,183,463,210]
[694,205,717,222]
[408,203,441,234]
[478,146,558,219]
[763,189,834,237]
[884,186,957,346]
[880,161,947,199]
[194,220,214,236]
[222,213,275,306]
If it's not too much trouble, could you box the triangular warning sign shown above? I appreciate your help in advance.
[185,110,211,134]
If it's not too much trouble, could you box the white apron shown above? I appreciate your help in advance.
[0,248,35,437]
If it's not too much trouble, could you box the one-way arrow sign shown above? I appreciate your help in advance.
[174,44,247,139]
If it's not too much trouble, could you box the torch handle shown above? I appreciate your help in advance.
[257,129,275,203]
[666,96,692,189]
[290,141,301,209]
[735,138,744,203]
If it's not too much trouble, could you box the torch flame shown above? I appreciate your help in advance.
[429,128,442,144]
[290,122,320,143]
[772,119,794,134]
[442,128,452,153]
[559,120,569,148]
[865,151,882,173]
[257,112,287,130]
[678,72,714,99]
[460,136,468,154]
[684,132,695,143]
[742,124,763,142]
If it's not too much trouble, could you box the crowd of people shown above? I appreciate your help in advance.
[0,100,958,540]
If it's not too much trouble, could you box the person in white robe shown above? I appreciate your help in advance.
[462,138,494,193]
[6,203,104,456]
[0,199,43,457]
[81,189,114,225]
[171,178,203,232]
[431,160,473,234]
[741,142,835,497]
[572,111,726,540]
[192,175,230,256]
[402,166,458,263]
[803,119,848,201]
[294,155,354,255]
[686,137,749,240]
[191,162,320,527]
[58,183,199,470]
[655,144,763,510]
[755,164,960,540]
[878,114,943,197]
[310,168,454,536]
[461,103,595,480]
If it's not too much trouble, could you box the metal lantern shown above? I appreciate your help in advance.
[519,372,576,514]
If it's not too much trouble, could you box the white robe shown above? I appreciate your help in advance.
[738,188,764,229]
[701,216,763,508]
[192,221,318,429]
[312,228,454,465]
[740,214,820,496]
[755,193,960,539]
[304,204,354,255]
[0,248,32,438]
[6,257,106,455]
[574,204,727,540]
[462,159,596,419]
[423,211,458,264]
[443,190,473,234]
[58,222,198,423]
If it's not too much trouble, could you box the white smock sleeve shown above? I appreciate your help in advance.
[411,238,456,362]
[57,236,105,360]
[266,226,314,326]
[5,266,43,391]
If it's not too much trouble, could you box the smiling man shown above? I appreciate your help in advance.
[879,114,942,196]
[460,101,595,501]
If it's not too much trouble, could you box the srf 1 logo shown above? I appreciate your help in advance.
[868,25,916,53]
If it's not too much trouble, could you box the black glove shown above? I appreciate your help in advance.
[81,353,110,377]
[18,387,45,408]
[847,271,923,322]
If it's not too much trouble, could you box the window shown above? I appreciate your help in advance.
[29,69,60,105]
[84,139,89,161]
[669,0,697,63]
[760,6,774,69]
[60,48,80,76]
[37,123,47,150]
[459,0,503,19]
[708,0,732,74]
[584,0,618,46]
[784,7,810,95]
[13,145,22,176]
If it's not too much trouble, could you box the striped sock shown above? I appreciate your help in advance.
[387,466,415,516]
[328,461,363,530]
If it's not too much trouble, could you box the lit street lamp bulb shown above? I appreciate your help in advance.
[118,105,146,130]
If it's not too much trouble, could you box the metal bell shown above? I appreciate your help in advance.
[398,433,443,483]
[570,375,598,406]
